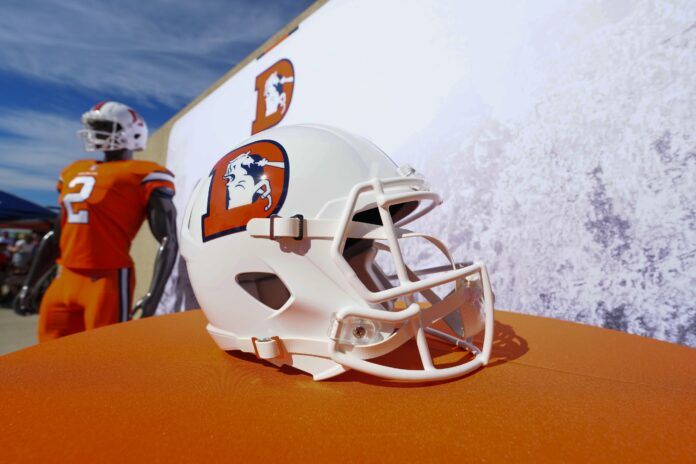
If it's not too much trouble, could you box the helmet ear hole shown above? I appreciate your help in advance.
[236,272,291,310]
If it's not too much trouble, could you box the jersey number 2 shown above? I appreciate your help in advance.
[64,176,96,224]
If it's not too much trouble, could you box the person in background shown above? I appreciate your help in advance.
[28,232,41,260]
[0,242,8,275]
[0,231,14,247]
[0,242,8,303]
[0,243,8,265]
[9,233,33,273]
[16,101,178,341]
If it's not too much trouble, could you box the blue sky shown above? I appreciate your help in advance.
[0,0,314,207]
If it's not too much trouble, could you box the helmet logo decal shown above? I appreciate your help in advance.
[202,140,289,242]
[223,151,285,211]
[251,59,295,135]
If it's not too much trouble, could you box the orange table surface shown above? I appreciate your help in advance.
[1,309,694,463]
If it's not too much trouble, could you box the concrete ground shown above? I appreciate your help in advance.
[0,306,38,355]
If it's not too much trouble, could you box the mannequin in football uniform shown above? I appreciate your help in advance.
[15,101,178,341]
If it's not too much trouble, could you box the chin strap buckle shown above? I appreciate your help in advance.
[268,214,280,239]
[268,214,304,240]
[251,336,281,360]
[290,214,304,240]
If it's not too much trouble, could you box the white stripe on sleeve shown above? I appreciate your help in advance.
[142,172,175,184]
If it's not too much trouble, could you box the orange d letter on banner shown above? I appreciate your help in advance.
[251,59,295,135]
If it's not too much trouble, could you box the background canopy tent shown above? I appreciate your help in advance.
[0,191,57,231]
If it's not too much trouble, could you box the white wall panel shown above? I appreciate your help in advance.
[164,0,696,346]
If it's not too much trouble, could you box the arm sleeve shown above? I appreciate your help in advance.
[140,168,176,204]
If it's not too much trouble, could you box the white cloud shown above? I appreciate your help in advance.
[0,0,311,107]
[0,109,85,191]
[0,165,58,190]
[0,0,311,202]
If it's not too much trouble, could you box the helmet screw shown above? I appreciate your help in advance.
[353,326,366,338]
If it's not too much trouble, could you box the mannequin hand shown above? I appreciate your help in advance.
[13,286,34,316]
[131,292,157,320]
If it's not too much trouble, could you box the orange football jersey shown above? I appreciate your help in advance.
[56,159,175,270]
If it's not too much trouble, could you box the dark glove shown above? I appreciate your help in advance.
[13,286,34,316]
[131,292,157,320]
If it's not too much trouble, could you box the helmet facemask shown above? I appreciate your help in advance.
[79,119,126,152]
[322,174,494,381]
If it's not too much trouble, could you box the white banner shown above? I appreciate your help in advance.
[163,0,696,346]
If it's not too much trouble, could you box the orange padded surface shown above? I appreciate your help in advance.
[1,310,694,463]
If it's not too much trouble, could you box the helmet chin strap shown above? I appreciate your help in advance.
[104,149,133,162]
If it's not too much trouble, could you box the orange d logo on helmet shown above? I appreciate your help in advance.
[251,59,295,135]
[202,140,289,242]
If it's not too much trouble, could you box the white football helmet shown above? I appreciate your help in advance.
[181,124,494,381]
[78,101,148,152]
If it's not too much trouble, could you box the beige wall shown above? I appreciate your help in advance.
[129,0,327,301]
[130,120,173,299]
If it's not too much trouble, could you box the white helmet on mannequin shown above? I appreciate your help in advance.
[78,101,148,152]
[180,124,494,381]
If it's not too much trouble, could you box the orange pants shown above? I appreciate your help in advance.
[38,266,135,342]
